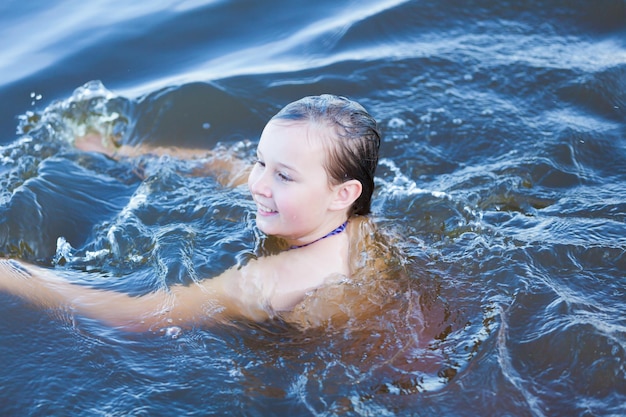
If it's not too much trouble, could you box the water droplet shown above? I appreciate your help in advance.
[387,117,406,129]
[164,326,182,339]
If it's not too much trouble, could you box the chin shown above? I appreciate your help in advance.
[255,219,277,236]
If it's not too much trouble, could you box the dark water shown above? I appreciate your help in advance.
[1,0,626,415]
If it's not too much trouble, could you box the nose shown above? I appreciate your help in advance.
[248,167,271,197]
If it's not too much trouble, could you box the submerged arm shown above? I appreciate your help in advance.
[0,235,362,332]
[0,259,266,332]
[74,132,251,187]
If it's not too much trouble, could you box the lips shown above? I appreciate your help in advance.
[255,201,277,216]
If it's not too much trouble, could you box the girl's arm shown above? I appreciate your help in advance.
[74,132,252,187]
[0,236,357,332]
[0,259,267,332]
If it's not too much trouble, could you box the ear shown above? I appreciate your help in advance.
[329,179,362,212]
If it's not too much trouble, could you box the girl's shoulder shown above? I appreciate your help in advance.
[347,215,403,276]
[284,216,407,329]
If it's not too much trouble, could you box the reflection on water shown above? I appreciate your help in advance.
[1,0,626,415]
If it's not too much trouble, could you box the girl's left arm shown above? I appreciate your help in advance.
[0,259,178,331]
[0,259,261,331]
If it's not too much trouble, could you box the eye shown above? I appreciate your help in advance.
[254,159,265,168]
[277,171,293,182]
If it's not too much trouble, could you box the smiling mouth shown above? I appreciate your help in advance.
[256,201,277,215]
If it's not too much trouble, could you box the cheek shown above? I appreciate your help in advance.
[277,188,320,217]
[247,165,260,191]
[272,189,302,218]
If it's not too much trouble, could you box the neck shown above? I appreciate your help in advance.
[289,220,348,250]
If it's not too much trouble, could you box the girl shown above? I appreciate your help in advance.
[0,95,390,331]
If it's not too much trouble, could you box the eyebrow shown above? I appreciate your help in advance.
[257,149,299,173]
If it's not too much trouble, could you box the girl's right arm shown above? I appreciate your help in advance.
[74,132,251,187]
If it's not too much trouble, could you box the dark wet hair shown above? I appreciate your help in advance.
[272,94,381,216]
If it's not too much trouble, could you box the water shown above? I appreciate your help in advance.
[1,0,625,415]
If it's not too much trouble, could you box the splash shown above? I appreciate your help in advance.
[375,158,448,200]
[17,80,131,148]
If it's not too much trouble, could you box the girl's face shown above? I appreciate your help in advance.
[248,120,345,246]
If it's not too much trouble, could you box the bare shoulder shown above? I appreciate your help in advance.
[284,217,406,329]
[238,241,348,312]
[347,215,399,272]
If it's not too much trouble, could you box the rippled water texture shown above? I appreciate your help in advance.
[1,1,625,416]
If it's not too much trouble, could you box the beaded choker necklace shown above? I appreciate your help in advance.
[289,221,348,250]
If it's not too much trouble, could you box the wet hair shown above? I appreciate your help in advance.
[271,94,381,217]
